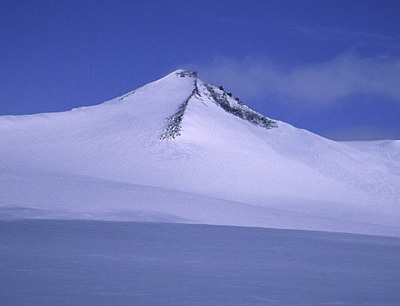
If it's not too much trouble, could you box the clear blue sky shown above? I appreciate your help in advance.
[1,0,399,140]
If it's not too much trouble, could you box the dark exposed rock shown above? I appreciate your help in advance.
[160,98,190,140]
[202,83,277,130]
[176,70,198,78]
[160,72,199,140]
[161,71,276,140]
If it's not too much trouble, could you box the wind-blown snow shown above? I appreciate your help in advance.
[1,69,399,236]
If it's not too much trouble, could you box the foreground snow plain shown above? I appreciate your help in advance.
[1,70,399,236]
[1,220,399,305]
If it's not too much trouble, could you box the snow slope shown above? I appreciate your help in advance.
[1,70,399,236]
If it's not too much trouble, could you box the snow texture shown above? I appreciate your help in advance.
[0,69,399,236]
[1,220,399,305]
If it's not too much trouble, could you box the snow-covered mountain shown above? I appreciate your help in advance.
[1,69,399,236]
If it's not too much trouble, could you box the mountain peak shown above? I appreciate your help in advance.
[159,70,277,140]
[1,69,399,237]
[175,69,198,78]
[157,69,197,81]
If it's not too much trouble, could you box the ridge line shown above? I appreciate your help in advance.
[160,72,199,140]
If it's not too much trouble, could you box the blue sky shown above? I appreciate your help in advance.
[1,0,399,140]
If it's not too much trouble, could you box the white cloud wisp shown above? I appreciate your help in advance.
[188,54,400,109]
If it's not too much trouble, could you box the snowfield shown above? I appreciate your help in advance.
[1,69,399,236]
[1,220,399,305]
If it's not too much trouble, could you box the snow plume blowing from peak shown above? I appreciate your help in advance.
[0,69,399,236]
